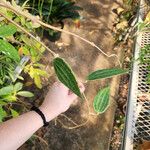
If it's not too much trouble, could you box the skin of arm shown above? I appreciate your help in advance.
[0,82,85,150]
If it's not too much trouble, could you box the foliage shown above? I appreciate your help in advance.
[139,44,150,84]
[0,1,48,121]
[53,57,82,98]
[0,24,19,85]
[20,35,48,88]
[0,39,20,62]
[113,0,138,44]
[0,82,34,101]
[19,0,82,40]
[53,57,127,112]
[87,68,128,81]
[93,87,110,113]
[0,53,16,86]
[24,63,48,89]
[0,1,48,88]
[138,11,150,32]
[0,82,33,122]
[137,7,150,85]
[0,24,17,38]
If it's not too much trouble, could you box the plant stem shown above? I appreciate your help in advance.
[56,92,90,130]
[60,114,78,126]
[32,134,48,146]
[32,0,35,13]
[57,118,89,130]
[47,0,53,23]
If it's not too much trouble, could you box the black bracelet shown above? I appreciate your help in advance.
[31,106,49,127]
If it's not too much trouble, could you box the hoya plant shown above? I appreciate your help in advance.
[53,57,128,113]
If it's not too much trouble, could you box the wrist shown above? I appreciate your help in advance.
[31,106,49,127]
[39,105,60,122]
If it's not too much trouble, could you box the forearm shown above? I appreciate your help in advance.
[0,82,84,150]
[0,111,44,150]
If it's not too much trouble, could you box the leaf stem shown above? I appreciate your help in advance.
[56,92,90,130]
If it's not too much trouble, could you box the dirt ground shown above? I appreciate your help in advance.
[19,0,124,150]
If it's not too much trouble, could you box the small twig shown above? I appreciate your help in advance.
[82,93,99,116]
[89,112,99,116]
[33,134,48,146]
[82,92,90,114]
[57,118,89,130]
[60,114,78,126]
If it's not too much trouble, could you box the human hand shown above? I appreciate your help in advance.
[39,81,85,122]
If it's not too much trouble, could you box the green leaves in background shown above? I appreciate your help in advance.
[17,91,34,97]
[53,57,82,98]
[93,87,110,113]
[0,82,33,121]
[24,65,48,89]
[0,106,7,122]
[0,39,20,62]
[0,52,16,85]
[0,85,14,96]
[87,68,128,81]
[10,109,19,118]
[0,24,17,38]
[14,82,23,92]
[0,82,34,102]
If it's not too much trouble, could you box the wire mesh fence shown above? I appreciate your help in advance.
[122,1,150,150]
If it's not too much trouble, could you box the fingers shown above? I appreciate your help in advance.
[54,81,85,95]
[54,81,67,90]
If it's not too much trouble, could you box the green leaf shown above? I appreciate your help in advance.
[0,39,20,62]
[14,82,23,92]
[87,68,128,81]
[34,74,42,89]
[0,24,17,38]
[53,57,82,98]
[10,109,19,117]
[22,47,30,56]
[0,85,14,96]
[0,101,7,106]
[17,91,34,97]
[21,35,32,46]
[0,106,7,122]
[34,69,48,76]
[2,95,17,102]
[17,76,24,81]
[93,87,110,113]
